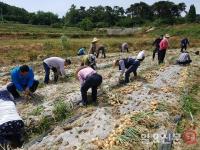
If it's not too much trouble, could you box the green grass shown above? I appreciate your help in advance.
[33,116,53,134]
[0,23,200,65]
[52,100,73,122]
[29,106,44,116]
[0,23,106,38]
[117,127,140,143]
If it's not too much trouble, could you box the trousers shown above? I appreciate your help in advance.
[81,73,102,104]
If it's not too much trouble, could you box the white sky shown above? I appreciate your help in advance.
[1,0,200,17]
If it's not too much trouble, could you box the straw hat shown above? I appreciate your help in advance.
[165,34,170,38]
[92,37,99,43]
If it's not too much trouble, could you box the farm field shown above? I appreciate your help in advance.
[0,23,200,150]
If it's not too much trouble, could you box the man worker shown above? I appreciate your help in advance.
[113,50,145,83]
[158,34,170,64]
[176,51,192,65]
[180,38,189,52]
[152,35,163,60]
[89,37,106,58]
[43,57,71,84]
[120,42,129,52]
[7,65,39,99]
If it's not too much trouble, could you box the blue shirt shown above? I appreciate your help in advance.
[78,48,85,55]
[10,67,34,91]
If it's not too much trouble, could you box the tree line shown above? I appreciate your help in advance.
[0,1,199,30]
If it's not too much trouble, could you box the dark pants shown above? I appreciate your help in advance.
[0,120,24,149]
[158,49,166,64]
[43,62,59,84]
[96,47,106,58]
[121,48,129,52]
[81,73,102,104]
[176,60,192,65]
[153,47,159,60]
[181,45,187,52]
[125,65,137,83]
[7,80,39,99]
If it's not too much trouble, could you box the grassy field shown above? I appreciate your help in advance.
[0,23,200,65]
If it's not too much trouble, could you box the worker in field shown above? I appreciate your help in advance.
[7,65,39,99]
[158,34,170,64]
[76,66,102,106]
[120,42,129,52]
[180,37,189,52]
[81,54,97,70]
[43,57,71,84]
[0,88,25,149]
[176,51,192,65]
[152,35,163,60]
[89,37,106,58]
[113,50,145,83]
[77,47,86,56]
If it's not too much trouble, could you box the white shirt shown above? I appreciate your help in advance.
[137,50,145,60]
[178,53,191,62]
[44,57,66,76]
[0,100,22,125]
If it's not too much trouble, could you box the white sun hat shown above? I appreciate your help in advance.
[92,37,99,43]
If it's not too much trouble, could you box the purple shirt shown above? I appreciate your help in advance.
[78,67,96,86]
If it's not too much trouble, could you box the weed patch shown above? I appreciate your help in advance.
[53,100,73,122]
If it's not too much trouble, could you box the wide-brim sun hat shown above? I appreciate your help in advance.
[92,37,99,43]
[165,34,170,38]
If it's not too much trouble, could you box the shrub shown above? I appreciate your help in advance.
[79,18,93,31]
[60,34,70,50]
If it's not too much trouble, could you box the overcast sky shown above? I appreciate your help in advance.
[1,0,200,17]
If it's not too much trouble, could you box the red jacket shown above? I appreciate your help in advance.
[159,38,169,50]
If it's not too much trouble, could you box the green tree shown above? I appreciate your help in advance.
[79,18,93,31]
[187,5,196,22]
[126,2,152,20]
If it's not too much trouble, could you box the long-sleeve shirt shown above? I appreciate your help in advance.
[78,48,86,55]
[78,67,96,86]
[44,57,66,76]
[119,58,140,75]
[178,52,191,62]
[11,67,34,91]
[0,88,22,125]
[181,38,189,46]
[153,38,162,48]
[159,38,169,50]
[0,100,22,125]
[89,43,97,54]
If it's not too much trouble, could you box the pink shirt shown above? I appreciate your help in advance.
[78,67,96,86]
[159,38,169,50]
